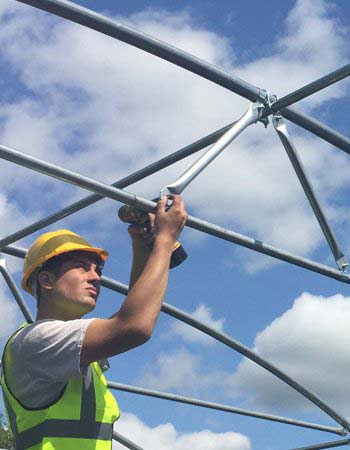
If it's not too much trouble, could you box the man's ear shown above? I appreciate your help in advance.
[37,271,56,291]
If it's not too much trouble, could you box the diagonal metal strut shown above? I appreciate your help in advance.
[160,102,262,196]
[273,115,347,271]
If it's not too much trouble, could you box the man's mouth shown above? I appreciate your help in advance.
[86,288,98,297]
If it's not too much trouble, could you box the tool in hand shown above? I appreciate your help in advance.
[118,201,187,268]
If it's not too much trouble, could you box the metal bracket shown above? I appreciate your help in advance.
[160,101,264,197]
[257,89,278,127]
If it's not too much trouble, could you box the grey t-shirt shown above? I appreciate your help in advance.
[4,318,96,408]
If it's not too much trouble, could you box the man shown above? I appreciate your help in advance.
[0,195,187,449]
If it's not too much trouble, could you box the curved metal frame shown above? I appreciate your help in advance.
[0,0,348,448]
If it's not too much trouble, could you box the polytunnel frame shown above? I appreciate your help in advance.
[0,0,349,448]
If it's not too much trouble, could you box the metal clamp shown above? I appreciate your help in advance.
[257,89,278,127]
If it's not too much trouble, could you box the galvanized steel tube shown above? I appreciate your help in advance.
[271,64,350,112]
[112,431,144,450]
[0,143,349,283]
[0,123,233,250]
[100,276,350,431]
[107,381,345,435]
[291,438,350,450]
[273,116,346,269]
[16,0,350,154]
[0,254,34,323]
[161,103,261,196]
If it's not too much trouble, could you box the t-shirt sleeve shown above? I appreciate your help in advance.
[10,318,96,383]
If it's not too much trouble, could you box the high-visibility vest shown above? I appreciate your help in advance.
[1,323,120,450]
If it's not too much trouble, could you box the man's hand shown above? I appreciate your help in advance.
[128,195,187,251]
[154,195,187,249]
[128,213,155,250]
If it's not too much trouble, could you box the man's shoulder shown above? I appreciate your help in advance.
[11,318,95,352]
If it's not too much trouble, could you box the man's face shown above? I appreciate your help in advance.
[49,252,103,318]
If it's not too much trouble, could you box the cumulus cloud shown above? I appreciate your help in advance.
[229,292,350,415]
[136,348,231,399]
[113,412,251,450]
[168,304,225,345]
[0,0,348,269]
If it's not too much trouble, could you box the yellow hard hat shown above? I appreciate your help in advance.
[21,229,109,294]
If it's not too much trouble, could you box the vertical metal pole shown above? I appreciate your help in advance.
[0,254,34,323]
[273,115,347,270]
[160,102,263,196]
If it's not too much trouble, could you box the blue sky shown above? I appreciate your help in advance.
[0,0,349,449]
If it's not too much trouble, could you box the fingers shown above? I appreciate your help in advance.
[156,196,168,215]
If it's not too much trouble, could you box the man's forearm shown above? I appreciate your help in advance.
[129,244,151,288]
[118,239,173,336]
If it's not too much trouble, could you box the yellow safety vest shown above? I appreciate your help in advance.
[1,323,120,450]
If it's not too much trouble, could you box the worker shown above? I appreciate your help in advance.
[0,195,187,450]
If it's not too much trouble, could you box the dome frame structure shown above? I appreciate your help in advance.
[0,1,350,449]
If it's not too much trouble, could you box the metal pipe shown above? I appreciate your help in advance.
[281,108,350,156]
[160,102,262,196]
[1,144,349,283]
[16,0,260,102]
[99,277,350,431]
[290,438,350,450]
[16,0,350,154]
[2,247,349,431]
[185,215,350,283]
[0,142,154,211]
[107,381,345,435]
[0,254,34,323]
[112,431,144,450]
[271,64,350,112]
[273,115,347,270]
[0,122,233,250]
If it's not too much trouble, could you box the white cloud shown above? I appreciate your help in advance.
[136,348,231,399]
[240,0,347,104]
[0,0,348,271]
[168,304,225,344]
[113,412,251,450]
[230,292,350,415]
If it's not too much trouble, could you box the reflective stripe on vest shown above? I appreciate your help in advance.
[1,323,120,450]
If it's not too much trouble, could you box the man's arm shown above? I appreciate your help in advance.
[80,195,187,366]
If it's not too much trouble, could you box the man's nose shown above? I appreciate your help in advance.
[88,267,101,282]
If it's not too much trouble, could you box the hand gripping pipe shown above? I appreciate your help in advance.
[2,244,349,434]
[160,102,262,196]
[16,0,350,155]
[0,122,234,250]
[0,143,350,283]
[273,115,347,271]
